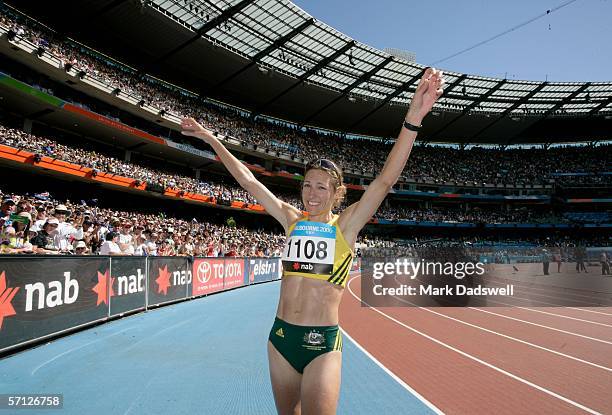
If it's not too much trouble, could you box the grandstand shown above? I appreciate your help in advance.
[0,2,609,251]
[0,1,610,414]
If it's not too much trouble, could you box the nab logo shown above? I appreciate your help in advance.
[115,268,145,295]
[23,272,79,312]
[300,263,314,271]
[155,265,192,295]
[0,271,19,330]
[92,269,114,306]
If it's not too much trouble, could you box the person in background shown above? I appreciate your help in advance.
[0,197,15,224]
[601,251,610,275]
[145,231,158,256]
[541,248,550,275]
[134,234,149,256]
[118,221,135,255]
[75,240,88,255]
[575,245,588,273]
[54,204,83,253]
[99,231,123,256]
[553,248,562,273]
[30,218,61,254]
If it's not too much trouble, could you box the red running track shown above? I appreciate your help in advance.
[340,275,612,415]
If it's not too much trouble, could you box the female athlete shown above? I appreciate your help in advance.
[181,67,445,415]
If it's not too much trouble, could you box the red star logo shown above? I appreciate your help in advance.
[0,271,19,330]
[292,262,300,271]
[156,265,171,295]
[92,269,115,306]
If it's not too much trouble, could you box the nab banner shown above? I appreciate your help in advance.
[192,258,246,296]
[0,256,109,353]
[109,257,147,316]
[147,257,191,307]
[247,258,281,284]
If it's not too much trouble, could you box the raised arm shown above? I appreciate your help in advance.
[341,68,445,244]
[180,118,301,232]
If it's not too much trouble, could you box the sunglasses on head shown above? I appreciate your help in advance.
[306,159,340,178]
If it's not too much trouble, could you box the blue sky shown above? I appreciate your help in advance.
[291,0,611,82]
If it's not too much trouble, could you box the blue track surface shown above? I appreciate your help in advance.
[0,281,434,414]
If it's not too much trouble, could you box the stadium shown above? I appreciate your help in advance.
[0,0,610,414]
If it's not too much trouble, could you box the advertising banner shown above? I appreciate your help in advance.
[223,258,246,290]
[147,257,191,307]
[192,258,246,296]
[246,258,281,284]
[109,257,147,316]
[0,256,109,353]
[192,258,224,296]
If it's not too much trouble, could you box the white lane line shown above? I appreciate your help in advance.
[492,302,612,328]
[31,327,134,376]
[472,291,612,326]
[340,327,444,415]
[567,307,612,317]
[468,307,612,346]
[484,279,606,307]
[387,277,611,372]
[119,316,199,354]
[485,276,610,301]
[404,274,611,329]
[347,276,603,415]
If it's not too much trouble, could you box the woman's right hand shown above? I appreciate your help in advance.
[181,118,217,145]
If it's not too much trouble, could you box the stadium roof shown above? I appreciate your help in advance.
[148,0,612,115]
[6,0,612,143]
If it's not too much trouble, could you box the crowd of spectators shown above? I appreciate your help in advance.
[0,124,301,207]
[359,235,611,259]
[1,8,610,187]
[1,124,610,227]
[0,186,608,257]
[374,205,566,224]
[0,191,285,256]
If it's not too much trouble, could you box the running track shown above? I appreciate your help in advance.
[342,274,612,414]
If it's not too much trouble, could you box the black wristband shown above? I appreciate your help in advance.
[403,120,422,132]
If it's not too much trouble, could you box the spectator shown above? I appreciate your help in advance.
[30,218,61,254]
[134,234,149,256]
[53,204,83,253]
[601,251,610,275]
[145,232,159,256]
[75,240,88,255]
[99,231,122,256]
[118,221,135,255]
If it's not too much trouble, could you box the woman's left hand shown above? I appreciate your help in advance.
[406,67,445,124]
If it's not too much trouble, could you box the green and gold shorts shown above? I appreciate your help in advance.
[268,317,342,374]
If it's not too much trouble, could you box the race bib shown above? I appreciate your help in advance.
[282,221,336,275]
